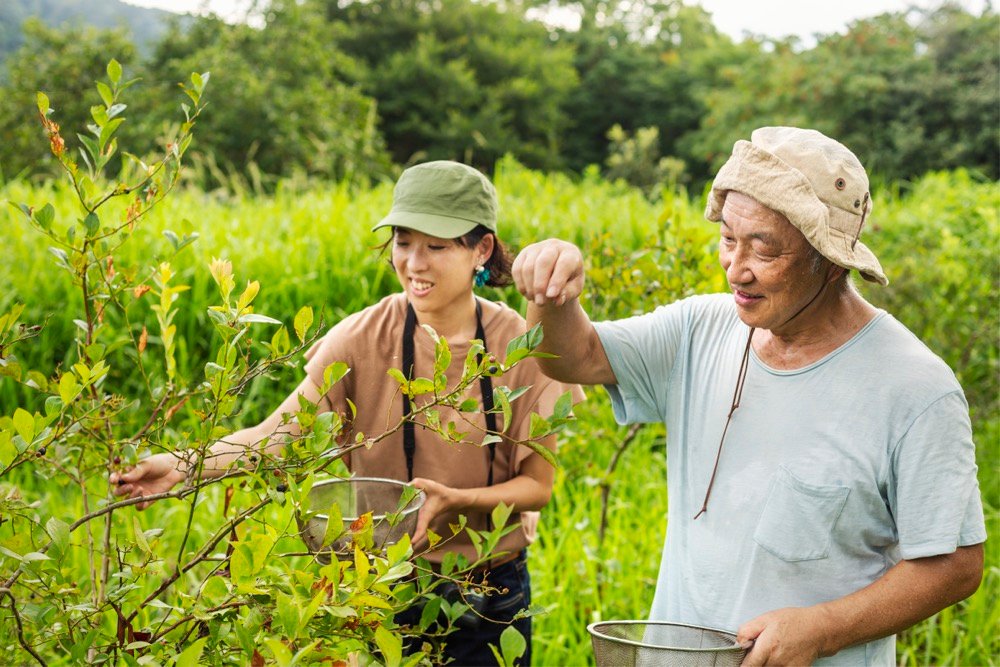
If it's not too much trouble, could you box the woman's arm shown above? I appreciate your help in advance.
[110,374,326,507]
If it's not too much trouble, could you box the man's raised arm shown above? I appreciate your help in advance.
[512,239,616,386]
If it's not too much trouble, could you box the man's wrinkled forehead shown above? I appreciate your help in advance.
[720,190,794,227]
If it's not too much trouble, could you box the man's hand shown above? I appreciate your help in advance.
[512,239,585,306]
[109,452,188,510]
[738,606,832,666]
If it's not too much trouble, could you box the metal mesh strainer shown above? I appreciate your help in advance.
[588,620,748,667]
[297,477,424,563]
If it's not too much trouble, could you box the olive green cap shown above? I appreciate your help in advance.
[372,160,498,238]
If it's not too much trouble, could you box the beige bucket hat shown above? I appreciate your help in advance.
[705,126,887,285]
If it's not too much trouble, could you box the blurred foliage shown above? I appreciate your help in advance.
[141,3,392,188]
[0,20,138,181]
[0,0,996,189]
[0,0,174,70]
[318,0,578,171]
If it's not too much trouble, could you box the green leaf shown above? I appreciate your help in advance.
[517,432,558,468]
[294,306,313,343]
[406,378,435,396]
[385,532,412,565]
[553,390,574,420]
[493,387,511,432]
[490,501,514,530]
[36,92,50,116]
[99,117,125,152]
[386,367,407,387]
[322,361,349,392]
[45,517,70,555]
[77,134,100,168]
[322,499,344,549]
[426,528,441,549]
[132,516,151,555]
[12,408,34,443]
[270,326,290,356]
[107,59,123,85]
[90,105,108,126]
[173,637,207,667]
[34,203,55,230]
[96,82,113,107]
[48,247,69,269]
[58,372,79,405]
[499,626,527,667]
[236,280,260,312]
[0,431,16,468]
[374,624,402,667]
[419,595,442,630]
[82,212,100,238]
[237,313,282,325]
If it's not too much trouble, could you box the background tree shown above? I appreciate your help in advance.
[318,0,578,170]
[0,20,137,180]
[684,4,1000,183]
[142,2,391,188]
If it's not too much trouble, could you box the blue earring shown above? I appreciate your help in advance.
[473,265,490,288]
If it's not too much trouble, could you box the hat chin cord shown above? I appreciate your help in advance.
[694,270,836,519]
[773,266,840,333]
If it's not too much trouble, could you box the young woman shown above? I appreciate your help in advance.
[111,160,580,665]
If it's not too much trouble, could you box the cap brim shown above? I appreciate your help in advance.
[371,210,479,239]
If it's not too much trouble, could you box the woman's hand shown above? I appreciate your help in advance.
[409,477,462,549]
[109,453,188,510]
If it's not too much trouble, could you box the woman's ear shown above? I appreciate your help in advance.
[476,233,495,266]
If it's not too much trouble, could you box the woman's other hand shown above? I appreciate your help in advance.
[409,477,460,549]
[109,452,188,510]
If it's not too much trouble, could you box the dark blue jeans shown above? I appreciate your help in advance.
[400,550,532,666]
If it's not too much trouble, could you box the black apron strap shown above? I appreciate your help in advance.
[402,303,418,480]
[401,300,497,485]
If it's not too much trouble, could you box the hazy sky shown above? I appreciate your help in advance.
[122,0,992,43]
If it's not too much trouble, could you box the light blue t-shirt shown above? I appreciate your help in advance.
[593,294,986,666]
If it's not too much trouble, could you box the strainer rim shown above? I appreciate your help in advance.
[309,476,425,522]
[586,620,744,653]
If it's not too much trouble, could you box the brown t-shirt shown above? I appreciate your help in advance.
[304,292,581,563]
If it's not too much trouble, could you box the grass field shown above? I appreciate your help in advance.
[1,159,996,664]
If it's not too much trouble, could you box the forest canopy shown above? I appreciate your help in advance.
[0,0,996,191]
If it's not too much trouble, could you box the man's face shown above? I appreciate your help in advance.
[718,191,827,333]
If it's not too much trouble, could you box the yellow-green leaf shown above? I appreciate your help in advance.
[294,306,313,343]
[12,408,34,443]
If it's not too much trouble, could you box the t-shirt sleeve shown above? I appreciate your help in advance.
[592,302,686,425]
[888,390,987,560]
[302,324,354,417]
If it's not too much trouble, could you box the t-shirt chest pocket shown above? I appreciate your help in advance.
[753,466,850,562]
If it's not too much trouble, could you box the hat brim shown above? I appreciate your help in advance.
[371,210,480,239]
[705,140,888,286]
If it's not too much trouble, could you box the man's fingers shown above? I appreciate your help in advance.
[513,239,584,305]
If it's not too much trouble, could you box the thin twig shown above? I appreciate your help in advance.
[598,423,644,546]
[0,587,47,666]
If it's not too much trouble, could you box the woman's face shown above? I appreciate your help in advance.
[391,228,492,314]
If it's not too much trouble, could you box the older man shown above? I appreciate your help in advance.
[512,127,985,665]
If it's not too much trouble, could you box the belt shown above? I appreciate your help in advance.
[431,549,525,576]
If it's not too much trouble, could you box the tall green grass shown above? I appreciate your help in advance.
[1,159,996,664]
